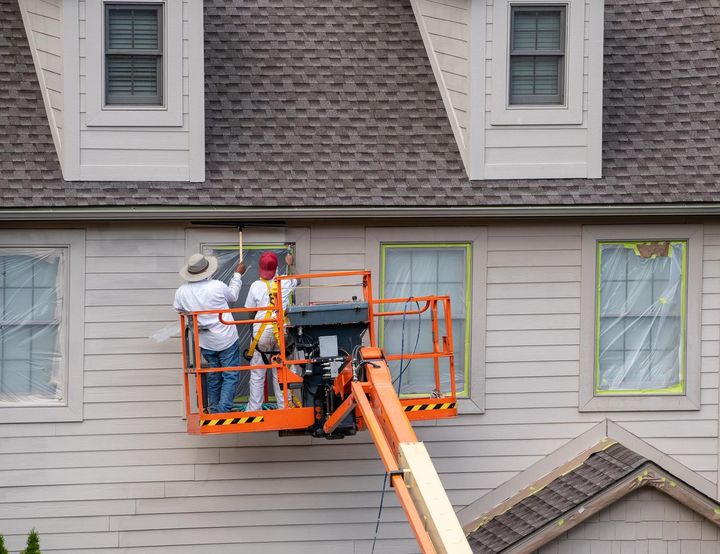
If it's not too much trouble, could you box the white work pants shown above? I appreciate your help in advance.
[246,331,285,412]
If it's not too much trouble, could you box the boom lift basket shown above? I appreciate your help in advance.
[180,270,457,434]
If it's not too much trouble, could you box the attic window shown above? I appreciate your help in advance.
[509,5,566,105]
[104,4,163,106]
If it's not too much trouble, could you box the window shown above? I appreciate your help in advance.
[201,243,295,404]
[487,0,588,128]
[85,0,185,128]
[580,225,702,412]
[595,241,686,395]
[509,5,566,105]
[366,227,486,413]
[380,244,472,398]
[0,250,65,403]
[0,229,85,423]
[105,3,163,106]
[203,243,295,345]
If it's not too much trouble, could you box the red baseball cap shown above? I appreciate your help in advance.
[258,251,278,280]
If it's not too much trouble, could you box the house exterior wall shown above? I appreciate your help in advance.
[17,0,64,163]
[0,220,718,552]
[535,487,719,554]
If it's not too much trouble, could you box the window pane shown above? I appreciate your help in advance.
[107,55,159,97]
[512,11,539,50]
[107,7,159,50]
[533,57,560,94]
[510,56,559,97]
[536,11,562,49]
[596,242,686,393]
[0,250,64,403]
[381,245,470,396]
[512,10,562,51]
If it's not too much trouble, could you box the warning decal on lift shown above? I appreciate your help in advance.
[404,402,456,412]
[200,416,265,426]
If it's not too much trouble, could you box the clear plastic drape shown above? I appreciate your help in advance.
[597,242,685,394]
[382,246,467,396]
[0,249,65,403]
[203,245,293,402]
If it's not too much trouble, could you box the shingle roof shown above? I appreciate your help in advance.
[3,0,720,208]
[467,444,648,553]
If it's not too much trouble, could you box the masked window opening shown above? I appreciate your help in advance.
[0,249,66,404]
[202,244,294,405]
[595,241,687,395]
[380,244,471,398]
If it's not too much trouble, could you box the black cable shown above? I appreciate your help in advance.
[370,472,389,554]
[393,298,422,393]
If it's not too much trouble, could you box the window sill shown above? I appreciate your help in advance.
[458,396,484,415]
[0,403,84,423]
[489,104,582,126]
[579,394,700,412]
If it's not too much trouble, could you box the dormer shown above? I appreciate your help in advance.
[413,0,603,180]
[18,0,205,182]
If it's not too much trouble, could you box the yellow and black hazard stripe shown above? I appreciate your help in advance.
[201,416,265,427]
[403,402,456,412]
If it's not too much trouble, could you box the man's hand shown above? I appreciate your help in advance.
[236,261,246,275]
[285,253,294,267]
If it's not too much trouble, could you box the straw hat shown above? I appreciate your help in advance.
[180,253,218,282]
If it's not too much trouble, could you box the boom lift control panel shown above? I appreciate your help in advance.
[179,270,472,553]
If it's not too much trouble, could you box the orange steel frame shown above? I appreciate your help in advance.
[180,270,458,435]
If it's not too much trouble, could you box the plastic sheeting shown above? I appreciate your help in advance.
[596,241,686,394]
[202,244,293,403]
[382,245,468,396]
[0,249,65,403]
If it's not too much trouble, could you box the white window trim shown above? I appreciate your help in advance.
[579,224,703,412]
[490,0,584,126]
[365,227,487,414]
[85,0,183,127]
[0,230,86,423]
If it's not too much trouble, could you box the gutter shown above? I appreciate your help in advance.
[1,204,720,221]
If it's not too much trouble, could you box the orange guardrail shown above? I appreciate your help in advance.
[180,270,457,434]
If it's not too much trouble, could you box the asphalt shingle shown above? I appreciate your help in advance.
[467,444,648,553]
[2,0,720,208]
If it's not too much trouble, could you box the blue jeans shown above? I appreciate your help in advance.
[200,340,241,414]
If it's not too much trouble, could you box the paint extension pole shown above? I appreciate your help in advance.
[238,225,244,262]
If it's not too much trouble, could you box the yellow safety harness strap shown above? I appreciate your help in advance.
[247,279,280,358]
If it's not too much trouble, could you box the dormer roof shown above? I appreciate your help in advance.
[3,0,720,212]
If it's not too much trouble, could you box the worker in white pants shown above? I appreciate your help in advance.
[245,251,298,412]
[247,329,286,410]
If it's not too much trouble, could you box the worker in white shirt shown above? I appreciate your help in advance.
[174,253,245,414]
[244,251,298,411]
